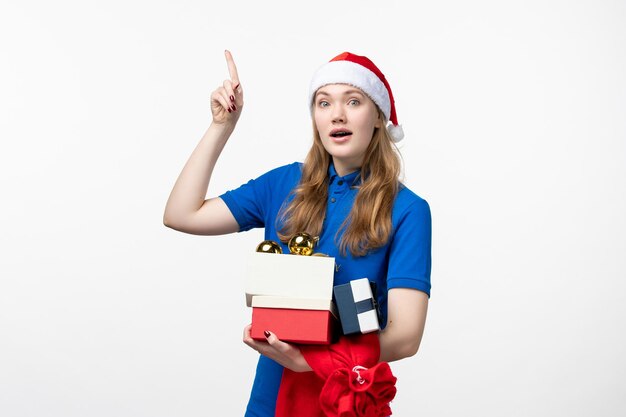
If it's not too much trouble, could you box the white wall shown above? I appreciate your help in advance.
[1,0,624,415]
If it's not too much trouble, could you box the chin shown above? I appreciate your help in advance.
[326,149,354,161]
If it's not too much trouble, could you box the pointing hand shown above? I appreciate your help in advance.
[210,50,244,126]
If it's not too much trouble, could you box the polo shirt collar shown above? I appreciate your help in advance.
[328,162,362,186]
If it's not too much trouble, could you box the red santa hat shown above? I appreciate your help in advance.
[309,52,405,142]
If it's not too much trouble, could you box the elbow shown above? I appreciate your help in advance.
[380,334,423,362]
[163,217,187,233]
[163,204,193,231]
[162,212,174,229]
[394,337,422,361]
[405,340,421,358]
[397,339,420,360]
[163,211,183,231]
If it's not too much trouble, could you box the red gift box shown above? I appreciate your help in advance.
[251,307,337,344]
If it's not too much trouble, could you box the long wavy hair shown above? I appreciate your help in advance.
[277,109,402,257]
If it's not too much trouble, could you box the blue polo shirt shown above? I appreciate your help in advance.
[219,161,431,417]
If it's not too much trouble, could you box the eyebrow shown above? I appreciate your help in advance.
[315,89,365,98]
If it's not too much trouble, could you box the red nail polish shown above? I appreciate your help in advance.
[227,108,232,113]
[233,104,237,111]
[264,330,271,338]
[233,83,240,90]
[230,95,235,102]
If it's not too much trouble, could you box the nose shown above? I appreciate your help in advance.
[331,104,346,123]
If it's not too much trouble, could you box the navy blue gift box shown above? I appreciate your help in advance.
[333,278,382,335]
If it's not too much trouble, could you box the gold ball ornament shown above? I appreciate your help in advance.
[255,240,283,254]
[288,232,319,256]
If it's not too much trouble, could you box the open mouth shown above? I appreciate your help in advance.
[330,129,353,138]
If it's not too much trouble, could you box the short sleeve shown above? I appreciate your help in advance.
[219,163,301,232]
[219,177,265,232]
[386,198,432,297]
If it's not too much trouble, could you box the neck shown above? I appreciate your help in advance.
[332,157,362,177]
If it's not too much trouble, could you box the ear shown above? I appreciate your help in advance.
[374,114,384,129]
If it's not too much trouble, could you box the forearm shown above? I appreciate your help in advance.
[163,122,234,226]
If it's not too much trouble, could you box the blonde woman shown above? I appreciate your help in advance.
[164,50,431,417]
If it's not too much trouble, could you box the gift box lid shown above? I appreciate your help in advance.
[245,252,336,306]
[251,295,338,318]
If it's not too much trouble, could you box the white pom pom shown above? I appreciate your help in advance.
[387,123,404,142]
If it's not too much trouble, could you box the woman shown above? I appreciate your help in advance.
[163,50,431,416]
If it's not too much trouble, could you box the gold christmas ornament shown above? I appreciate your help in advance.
[255,240,283,254]
[288,232,320,256]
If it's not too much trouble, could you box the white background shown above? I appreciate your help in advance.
[1,0,625,416]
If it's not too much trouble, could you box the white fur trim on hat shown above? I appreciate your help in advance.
[308,60,391,121]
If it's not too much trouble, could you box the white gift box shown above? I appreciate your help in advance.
[245,252,336,306]
[251,295,338,317]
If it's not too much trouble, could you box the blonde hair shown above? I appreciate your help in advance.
[277,110,401,257]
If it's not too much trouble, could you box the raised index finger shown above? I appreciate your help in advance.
[224,49,239,84]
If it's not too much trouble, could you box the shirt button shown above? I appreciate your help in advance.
[330,197,336,203]
[337,180,344,186]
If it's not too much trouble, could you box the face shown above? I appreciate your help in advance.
[313,84,382,176]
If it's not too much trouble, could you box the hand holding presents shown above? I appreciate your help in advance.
[242,324,312,373]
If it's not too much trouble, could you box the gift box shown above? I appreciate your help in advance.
[251,295,338,316]
[246,251,337,344]
[250,296,338,344]
[333,278,381,335]
[245,252,336,306]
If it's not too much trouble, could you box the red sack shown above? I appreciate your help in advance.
[276,333,397,417]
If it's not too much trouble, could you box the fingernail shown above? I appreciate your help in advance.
[233,104,237,111]
[227,108,232,113]
[230,95,235,102]
[233,83,239,90]
[264,330,271,338]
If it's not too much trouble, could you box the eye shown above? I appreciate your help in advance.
[318,100,329,108]
[348,99,360,106]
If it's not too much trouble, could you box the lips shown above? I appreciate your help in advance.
[330,128,353,138]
